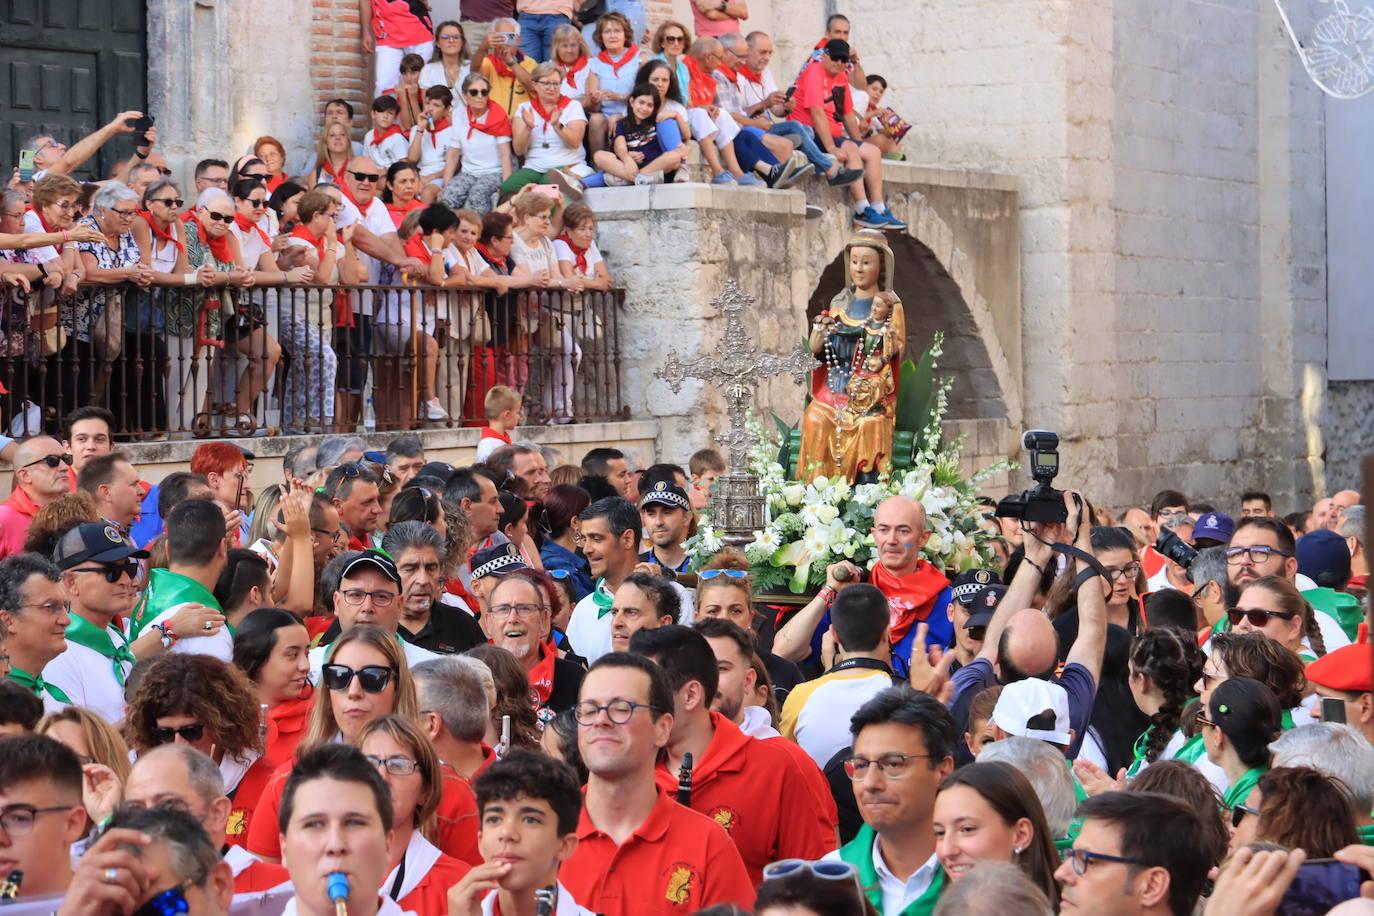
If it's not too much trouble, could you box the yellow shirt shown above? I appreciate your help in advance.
[481,55,537,121]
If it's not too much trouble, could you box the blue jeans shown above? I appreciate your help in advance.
[731,126,779,172]
[582,0,646,50]
[767,120,833,172]
[518,12,570,61]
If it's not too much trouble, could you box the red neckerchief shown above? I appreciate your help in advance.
[319,156,349,186]
[716,62,739,82]
[479,426,512,445]
[428,116,452,147]
[138,211,184,254]
[597,45,639,77]
[487,52,517,79]
[234,212,272,249]
[370,124,407,144]
[562,54,589,88]
[556,232,588,274]
[466,102,512,139]
[289,224,327,261]
[683,55,717,108]
[187,213,236,264]
[527,641,557,706]
[737,63,765,85]
[335,179,365,211]
[35,209,64,253]
[529,94,570,124]
[385,198,423,228]
[869,560,952,644]
[264,173,287,193]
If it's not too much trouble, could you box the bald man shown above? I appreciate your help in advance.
[948,490,1106,762]
[773,495,953,671]
[1332,490,1361,529]
[0,437,72,558]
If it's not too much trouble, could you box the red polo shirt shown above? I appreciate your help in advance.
[234,859,291,893]
[561,785,753,916]
[225,688,314,849]
[789,58,851,139]
[653,712,837,884]
[397,853,471,912]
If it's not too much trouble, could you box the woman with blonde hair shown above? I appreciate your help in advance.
[309,121,354,189]
[421,20,471,94]
[552,24,592,102]
[696,548,803,694]
[358,715,472,908]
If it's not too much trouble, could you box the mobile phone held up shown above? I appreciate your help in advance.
[132,114,155,148]
[1321,696,1348,724]
[17,150,35,183]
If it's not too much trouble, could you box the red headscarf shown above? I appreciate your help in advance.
[385,198,424,229]
[486,52,517,80]
[427,117,452,147]
[528,641,558,706]
[289,223,327,261]
[597,45,639,77]
[465,101,512,139]
[715,61,739,82]
[319,156,348,186]
[737,64,765,85]
[33,209,64,253]
[370,124,408,145]
[186,212,236,264]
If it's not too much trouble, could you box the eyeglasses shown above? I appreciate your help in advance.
[489,602,544,619]
[574,699,661,726]
[699,569,748,581]
[466,88,490,97]
[202,177,230,187]
[966,626,987,641]
[152,197,184,208]
[0,804,73,837]
[1062,848,1148,876]
[350,171,381,183]
[21,599,69,616]
[1103,564,1142,582]
[204,211,235,223]
[365,753,419,776]
[439,33,464,42]
[312,527,345,543]
[1225,546,1292,565]
[322,663,396,693]
[536,79,562,87]
[1226,607,1297,627]
[71,560,140,583]
[1230,803,1261,828]
[663,34,686,43]
[842,753,930,780]
[109,207,138,219]
[22,453,73,470]
[53,200,75,211]
[157,167,174,176]
[339,587,396,607]
[33,139,67,157]
[1157,508,1189,519]
[151,723,206,744]
[1195,712,1215,729]
[132,882,192,916]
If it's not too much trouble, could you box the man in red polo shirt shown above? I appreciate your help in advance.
[561,653,753,915]
[630,625,837,883]
[0,436,73,558]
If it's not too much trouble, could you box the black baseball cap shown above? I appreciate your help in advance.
[53,523,150,571]
[824,39,851,61]
[965,584,1007,629]
[339,549,401,586]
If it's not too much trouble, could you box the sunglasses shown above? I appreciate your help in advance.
[1226,607,1297,627]
[246,199,267,208]
[132,883,190,916]
[547,568,572,580]
[22,453,73,470]
[699,569,748,580]
[350,171,382,183]
[151,723,206,744]
[152,197,185,208]
[204,211,235,223]
[663,35,686,43]
[466,88,490,97]
[71,560,140,583]
[322,663,396,693]
[1231,802,1261,828]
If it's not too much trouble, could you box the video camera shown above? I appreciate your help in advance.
[994,430,1069,525]
[1157,526,1198,570]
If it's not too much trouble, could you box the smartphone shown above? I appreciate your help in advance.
[529,184,561,201]
[132,114,155,148]
[1321,696,1348,724]
[426,115,435,131]
[494,30,518,44]
[17,150,35,183]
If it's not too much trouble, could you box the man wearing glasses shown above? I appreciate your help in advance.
[0,554,70,712]
[1055,792,1210,916]
[0,734,88,901]
[18,111,145,184]
[41,523,147,724]
[483,571,584,718]
[308,550,438,679]
[561,653,752,916]
[826,686,956,916]
[0,438,73,559]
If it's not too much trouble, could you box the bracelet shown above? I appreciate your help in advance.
[818,585,837,606]
[61,229,70,243]
[183,271,200,285]
[153,622,177,648]
[1023,557,1044,575]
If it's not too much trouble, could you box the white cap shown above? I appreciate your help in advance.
[992,678,1072,746]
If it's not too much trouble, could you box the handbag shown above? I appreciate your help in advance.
[28,288,67,357]
[90,289,125,361]
[576,0,607,27]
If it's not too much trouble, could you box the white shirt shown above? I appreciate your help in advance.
[146,603,234,663]
[737,705,781,739]
[224,844,292,890]
[552,238,603,278]
[566,580,695,665]
[308,633,440,683]
[449,107,512,178]
[735,67,779,117]
[22,210,61,263]
[823,844,939,916]
[514,99,588,172]
[383,832,445,902]
[1146,566,1180,593]
[420,60,471,94]
[510,232,558,279]
[231,221,272,270]
[416,123,459,176]
[365,128,413,169]
[41,625,132,725]
[338,195,397,316]
[475,435,506,461]
[480,882,596,916]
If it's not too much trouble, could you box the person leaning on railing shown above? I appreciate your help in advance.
[511,190,583,423]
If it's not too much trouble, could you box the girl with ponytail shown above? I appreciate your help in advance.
[1126,626,1205,777]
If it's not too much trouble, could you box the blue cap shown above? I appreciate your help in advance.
[1192,512,1235,545]
[1297,528,1352,589]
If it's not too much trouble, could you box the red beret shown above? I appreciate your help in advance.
[1305,643,1374,695]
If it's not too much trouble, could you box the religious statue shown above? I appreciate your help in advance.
[797,231,905,482]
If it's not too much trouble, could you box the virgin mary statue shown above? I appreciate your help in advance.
[797,231,905,482]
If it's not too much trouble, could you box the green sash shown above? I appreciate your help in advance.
[1303,587,1362,642]
[1174,732,1206,764]
[838,823,945,916]
[64,614,135,686]
[1124,725,1154,779]
[1222,767,1265,810]
[8,667,71,704]
[592,579,614,619]
[1358,823,1374,847]
[130,568,221,638]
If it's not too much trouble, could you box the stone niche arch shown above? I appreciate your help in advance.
[806,232,1016,422]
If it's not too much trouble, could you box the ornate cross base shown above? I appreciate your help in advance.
[712,472,769,546]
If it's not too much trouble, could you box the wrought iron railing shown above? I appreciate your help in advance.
[0,281,627,439]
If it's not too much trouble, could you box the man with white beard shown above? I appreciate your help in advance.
[482,571,585,723]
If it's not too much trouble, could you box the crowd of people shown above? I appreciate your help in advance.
[1,10,908,441]
[0,395,1371,915]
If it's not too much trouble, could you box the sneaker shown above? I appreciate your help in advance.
[775,153,815,190]
[711,172,737,185]
[853,206,886,229]
[423,398,449,421]
[672,168,689,183]
[828,166,865,187]
[549,169,585,201]
[738,173,766,187]
[604,174,631,187]
[877,209,909,231]
[763,163,785,188]
[634,172,663,186]
[804,204,825,220]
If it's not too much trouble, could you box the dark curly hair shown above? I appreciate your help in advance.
[1129,627,1204,763]
[1210,630,1307,710]
[125,654,262,759]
